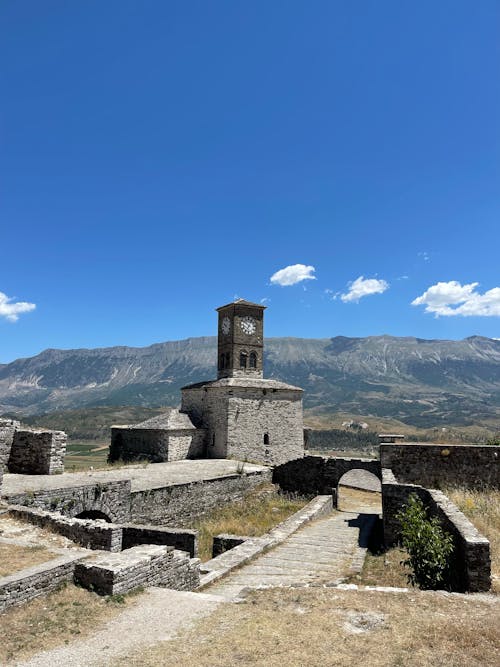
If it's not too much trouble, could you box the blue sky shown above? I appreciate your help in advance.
[1,0,499,363]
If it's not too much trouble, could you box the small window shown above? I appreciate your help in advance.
[239,352,248,368]
[263,433,270,445]
[219,354,225,370]
[212,434,215,446]
[249,352,257,369]
[225,353,231,368]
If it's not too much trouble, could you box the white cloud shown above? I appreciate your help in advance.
[340,276,389,303]
[412,281,500,317]
[270,264,316,287]
[0,291,36,322]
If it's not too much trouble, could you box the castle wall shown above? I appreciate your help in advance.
[129,468,272,526]
[9,429,66,475]
[382,468,491,592]
[380,444,500,489]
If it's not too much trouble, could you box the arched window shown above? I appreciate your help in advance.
[225,353,231,368]
[263,433,270,445]
[239,351,248,369]
[219,354,225,370]
[249,352,257,369]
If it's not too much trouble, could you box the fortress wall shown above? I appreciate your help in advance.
[273,455,381,499]
[3,479,131,524]
[380,444,500,489]
[382,468,491,592]
[9,429,66,475]
[129,468,272,526]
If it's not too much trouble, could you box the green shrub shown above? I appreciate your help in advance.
[396,493,454,590]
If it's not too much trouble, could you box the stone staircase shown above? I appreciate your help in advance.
[208,510,378,600]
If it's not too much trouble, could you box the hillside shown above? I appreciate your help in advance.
[1,335,500,428]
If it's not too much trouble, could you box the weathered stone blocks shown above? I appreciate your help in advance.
[73,544,200,595]
[8,429,66,475]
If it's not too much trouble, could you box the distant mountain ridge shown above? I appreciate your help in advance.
[1,335,500,428]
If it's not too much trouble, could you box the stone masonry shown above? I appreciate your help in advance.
[109,410,205,463]
[9,429,66,475]
[73,544,200,595]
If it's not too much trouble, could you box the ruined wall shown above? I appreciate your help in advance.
[382,468,491,592]
[129,468,272,526]
[109,427,204,463]
[380,444,500,489]
[74,545,200,595]
[0,418,19,491]
[8,505,123,551]
[0,554,86,613]
[9,429,66,475]
[3,480,131,524]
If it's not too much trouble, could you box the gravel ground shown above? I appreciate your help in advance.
[16,588,223,667]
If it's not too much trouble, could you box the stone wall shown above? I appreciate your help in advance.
[380,444,500,489]
[9,429,66,475]
[3,480,131,524]
[0,418,19,492]
[109,427,205,463]
[74,544,200,595]
[0,554,85,613]
[8,505,123,552]
[382,468,491,592]
[182,384,304,465]
[129,468,272,526]
[122,524,198,557]
[273,455,381,501]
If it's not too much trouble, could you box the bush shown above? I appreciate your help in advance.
[396,493,454,590]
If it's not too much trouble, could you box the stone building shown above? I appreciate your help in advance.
[111,300,305,466]
[181,300,304,466]
[109,410,204,463]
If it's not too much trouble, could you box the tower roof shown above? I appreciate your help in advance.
[216,298,266,311]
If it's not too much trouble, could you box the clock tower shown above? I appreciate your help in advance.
[217,299,266,379]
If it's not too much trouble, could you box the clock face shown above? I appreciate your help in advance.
[240,316,256,335]
[221,317,231,335]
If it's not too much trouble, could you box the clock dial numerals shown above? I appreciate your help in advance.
[221,317,231,335]
[240,316,256,335]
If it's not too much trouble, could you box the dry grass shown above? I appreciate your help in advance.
[0,543,54,577]
[445,487,500,592]
[354,547,410,589]
[188,483,309,561]
[116,586,499,667]
[0,583,140,664]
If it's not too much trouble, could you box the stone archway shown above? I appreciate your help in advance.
[75,510,112,523]
[336,469,382,514]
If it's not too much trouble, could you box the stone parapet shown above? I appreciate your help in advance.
[380,443,500,489]
[382,468,491,592]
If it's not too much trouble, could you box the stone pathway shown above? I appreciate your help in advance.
[16,588,223,667]
[208,509,377,600]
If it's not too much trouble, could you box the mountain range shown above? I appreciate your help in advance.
[1,335,500,428]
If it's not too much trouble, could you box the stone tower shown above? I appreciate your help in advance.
[181,299,304,466]
[217,300,265,379]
